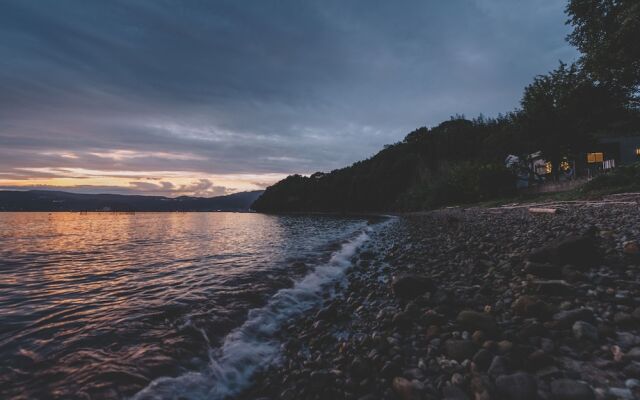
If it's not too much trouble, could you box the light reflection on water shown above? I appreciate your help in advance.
[0,212,370,399]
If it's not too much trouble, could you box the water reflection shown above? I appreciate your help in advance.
[0,212,367,399]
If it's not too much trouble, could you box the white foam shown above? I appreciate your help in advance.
[132,230,370,400]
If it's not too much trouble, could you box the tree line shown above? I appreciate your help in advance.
[252,0,640,212]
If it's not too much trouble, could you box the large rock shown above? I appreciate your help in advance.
[392,377,422,400]
[444,339,476,361]
[550,379,595,400]
[525,261,563,278]
[350,356,371,379]
[572,321,599,342]
[532,280,574,296]
[495,372,538,400]
[392,311,413,329]
[314,302,339,321]
[309,370,332,390]
[488,355,511,378]
[512,295,552,319]
[623,241,639,255]
[529,230,600,268]
[472,348,493,372]
[552,308,595,329]
[457,310,498,335]
[442,385,471,400]
[391,274,434,300]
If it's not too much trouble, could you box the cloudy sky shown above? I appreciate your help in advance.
[0,0,578,197]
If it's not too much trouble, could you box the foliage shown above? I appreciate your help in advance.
[566,0,640,103]
[253,117,521,212]
[252,0,640,213]
[580,162,640,193]
[422,163,516,209]
[518,62,630,176]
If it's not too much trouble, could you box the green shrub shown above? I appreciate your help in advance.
[581,162,640,193]
[423,162,516,208]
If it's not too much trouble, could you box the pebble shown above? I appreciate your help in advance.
[236,203,640,400]
[623,241,639,255]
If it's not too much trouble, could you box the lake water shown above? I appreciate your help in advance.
[0,212,383,399]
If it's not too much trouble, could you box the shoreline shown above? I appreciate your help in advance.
[237,195,640,400]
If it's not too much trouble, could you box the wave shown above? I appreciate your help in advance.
[132,228,371,400]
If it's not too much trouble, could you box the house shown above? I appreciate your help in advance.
[506,135,640,189]
[505,151,558,188]
[599,136,640,165]
[578,135,640,176]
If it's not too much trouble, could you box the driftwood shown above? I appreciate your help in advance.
[528,207,558,214]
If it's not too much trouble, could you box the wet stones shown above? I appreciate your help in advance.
[314,302,339,321]
[550,379,595,400]
[237,204,640,400]
[391,274,434,300]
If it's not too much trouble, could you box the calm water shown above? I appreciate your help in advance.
[0,212,382,399]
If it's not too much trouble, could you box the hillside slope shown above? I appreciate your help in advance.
[252,117,518,212]
[0,190,264,212]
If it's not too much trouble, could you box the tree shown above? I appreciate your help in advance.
[566,0,640,104]
[519,62,626,178]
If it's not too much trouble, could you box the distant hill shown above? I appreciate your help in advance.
[0,190,264,212]
[251,117,519,213]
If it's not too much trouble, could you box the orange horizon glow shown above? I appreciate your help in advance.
[0,170,288,196]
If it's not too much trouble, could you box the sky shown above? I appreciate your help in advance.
[0,0,578,197]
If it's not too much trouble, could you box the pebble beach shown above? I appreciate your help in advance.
[239,195,640,400]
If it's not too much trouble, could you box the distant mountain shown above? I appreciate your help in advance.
[0,190,264,212]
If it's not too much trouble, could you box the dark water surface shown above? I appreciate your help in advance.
[0,212,381,399]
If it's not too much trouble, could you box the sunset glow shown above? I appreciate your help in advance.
[0,165,287,196]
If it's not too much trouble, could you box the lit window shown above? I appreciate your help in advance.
[636,148,640,157]
[559,160,571,171]
[587,152,603,163]
[544,161,552,174]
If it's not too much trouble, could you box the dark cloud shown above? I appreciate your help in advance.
[0,0,578,193]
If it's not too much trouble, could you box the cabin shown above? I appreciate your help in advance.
[599,136,640,165]
[578,135,640,177]
[506,135,640,191]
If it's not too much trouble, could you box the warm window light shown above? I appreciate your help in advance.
[544,161,552,174]
[636,148,640,157]
[587,152,603,163]
[559,160,571,171]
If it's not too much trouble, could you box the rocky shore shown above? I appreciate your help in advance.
[238,196,640,400]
